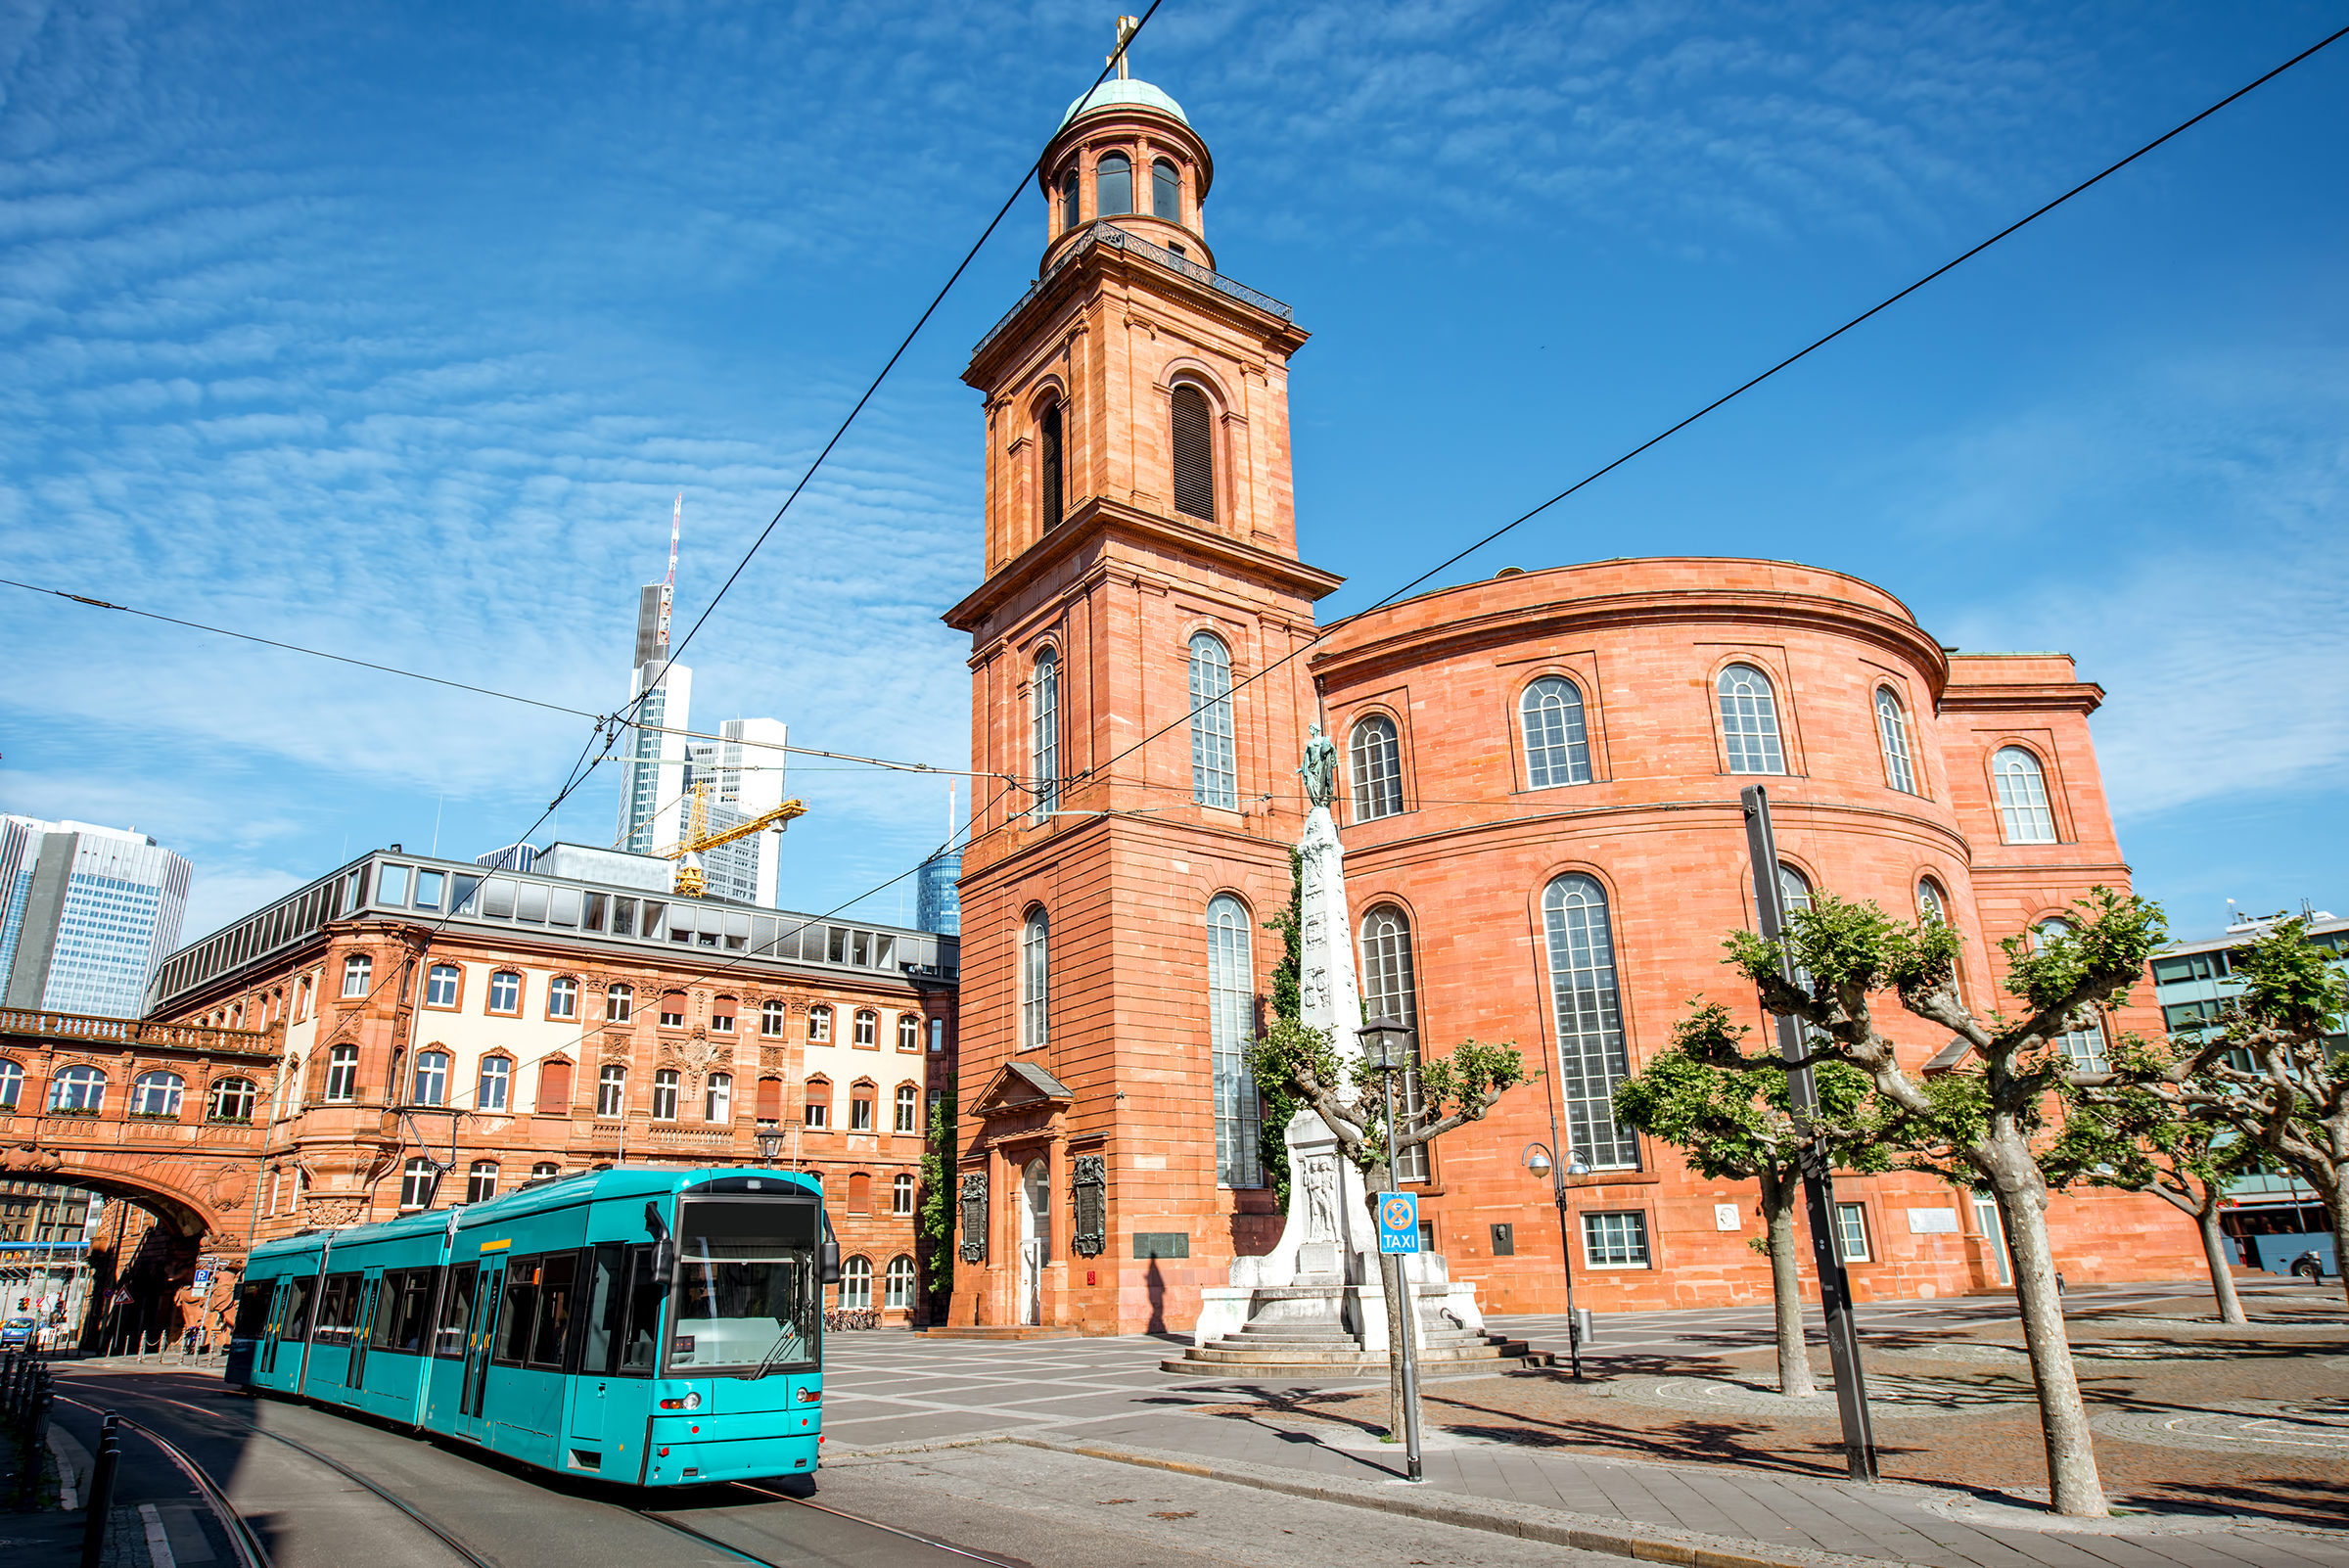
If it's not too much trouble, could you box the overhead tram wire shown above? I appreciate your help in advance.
[1050,19,2349,803]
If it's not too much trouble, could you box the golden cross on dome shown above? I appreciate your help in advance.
[1109,15,1139,80]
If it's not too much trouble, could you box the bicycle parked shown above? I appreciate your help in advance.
[823,1309,880,1331]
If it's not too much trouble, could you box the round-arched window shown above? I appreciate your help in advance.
[130,1070,185,1118]
[1095,152,1132,216]
[840,1255,874,1310]
[1152,158,1180,220]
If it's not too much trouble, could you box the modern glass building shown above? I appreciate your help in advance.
[0,817,191,1019]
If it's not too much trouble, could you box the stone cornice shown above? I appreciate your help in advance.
[1938,681,2105,716]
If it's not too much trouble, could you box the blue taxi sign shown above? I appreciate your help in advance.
[1376,1191,1420,1254]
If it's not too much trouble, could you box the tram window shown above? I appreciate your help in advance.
[530,1253,578,1368]
[434,1264,477,1358]
[620,1244,663,1375]
[581,1243,624,1375]
[233,1280,273,1338]
[282,1275,315,1341]
[495,1264,539,1364]
[369,1271,405,1349]
[385,1268,436,1352]
[313,1273,362,1344]
[669,1201,821,1372]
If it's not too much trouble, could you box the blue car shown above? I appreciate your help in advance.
[0,1316,36,1348]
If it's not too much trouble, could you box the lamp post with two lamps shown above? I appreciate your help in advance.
[1522,1110,1590,1380]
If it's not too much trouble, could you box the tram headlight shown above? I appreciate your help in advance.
[658,1392,703,1411]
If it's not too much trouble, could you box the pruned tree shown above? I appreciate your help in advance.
[2131,916,2349,1308]
[1688,884,2167,1517]
[1251,1016,1529,1436]
[1615,1005,1888,1396]
[2049,1063,2257,1324]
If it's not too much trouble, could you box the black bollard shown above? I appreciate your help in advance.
[79,1420,120,1568]
[20,1388,52,1506]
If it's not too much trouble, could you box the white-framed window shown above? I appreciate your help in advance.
[885,1253,916,1307]
[411,1050,448,1107]
[1543,874,1637,1170]
[1717,664,1785,774]
[547,976,578,1020]
[399,1157,436,1210]
[466,1161,498,1204]
[761,999,786,1037]
[1359,903,1427,1183]
[530,1160,561,1180]
[854,1009,878,1048]
[207,1077,256,1122]
[651,1068,679,1121]
[1521,675,1592,788]
[893,1173,916,1216]
[809,1005,832,1042]
[805,1088,829,1130]
[342,954,372,997]
[130,1070,184,1118]
[895,1084,918,1133]
[1834,1202,1872,1263]
[659,993,686,1028]
[596,1064,626,1118]
[1208,893,1260,1187]
[1188,631,1236,808]
[1582,1210,1651,1268]
[711,1007,734,1035]
[929,1018,945,1054]
[487,970,522,1014]
[1022,909,1049,1051]
[1032,646,1060,820]
[705,1073,731,1122]
[1917,878,1948,925]
[1994,747,2058,844]
[324,1044,359,1102]
[898,1014,920,1051]
[0,1058,20,1110]
[607,983,633,1022]
[850,1090,875,1132]
[1350,714,1404,820]
[1875,688,1917,795]
[839,1255,873,1310]
[425,964,460,1008]
[477,1056,511,1112]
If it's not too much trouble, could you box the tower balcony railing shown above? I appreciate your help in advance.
[0,1007,273,1058]
[973,220,1294,360]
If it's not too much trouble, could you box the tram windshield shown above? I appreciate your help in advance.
[668,1198,821,1375]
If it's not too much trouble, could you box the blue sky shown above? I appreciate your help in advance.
[2,1,2343,949]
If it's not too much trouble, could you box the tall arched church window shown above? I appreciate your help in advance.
[1718,664,1785,774]
[2031,919,2110,1071]
[1541,874,1638,1170]
[1152,158,1180,221]
[1994,748,2058,843]
[1031,648,1060,820]
[1171,384,1215,523]
[1349,715,1403,821]
[1520,675,1591,788]
[1059,167,1080,233]
[1095,152,1132,216]
[1021,908,1050,1051]
[1359,905,1427,1182]
[1207,894,1261,1187]
[1916,878,1949,925]
[1875,688,1918,794]
[1188,631,1236,808]
[1039,401,1064,530]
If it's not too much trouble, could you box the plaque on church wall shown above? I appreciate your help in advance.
[958,1173,989,1262]
[1070,1154,1106,1258]
[1131,1231,1189,1260]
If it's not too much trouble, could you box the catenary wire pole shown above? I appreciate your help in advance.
[1742,785,1879,1481]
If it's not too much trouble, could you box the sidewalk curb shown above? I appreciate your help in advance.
[1002,1434,1902,1568]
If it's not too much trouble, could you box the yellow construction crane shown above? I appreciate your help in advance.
[657,781,807,898]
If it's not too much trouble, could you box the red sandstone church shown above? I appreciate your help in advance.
[942,71,2200,1334]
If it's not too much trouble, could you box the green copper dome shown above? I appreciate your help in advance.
[1060,78,1188,129]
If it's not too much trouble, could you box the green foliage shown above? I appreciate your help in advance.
[2228,915,2349,1039]
[2000,887,2168,1019]
[2049,1067,2248,1198]
[915,1085,958,1299]
[1258,851,1306,1207]
[1613,1003,1887,1183]
[1249,1015,1530,1182]
[1415,1038,1531,1124]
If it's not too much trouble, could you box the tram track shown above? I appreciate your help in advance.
[57,1373,1021,1568]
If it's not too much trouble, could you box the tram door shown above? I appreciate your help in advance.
[261,1275,307,1375]
[346,1273,381,1390]
[457,1259,505,1443]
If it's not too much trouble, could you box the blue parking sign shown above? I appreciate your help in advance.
[1376,1191,1420,1254]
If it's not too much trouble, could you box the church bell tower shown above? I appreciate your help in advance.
[942,57,1342,1333]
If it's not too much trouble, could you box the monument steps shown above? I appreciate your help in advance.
[1161,1315,1539,1379]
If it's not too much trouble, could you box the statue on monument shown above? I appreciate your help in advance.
[1298,722,1338,808]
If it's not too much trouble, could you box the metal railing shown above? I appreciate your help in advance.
[972,220,1294,360]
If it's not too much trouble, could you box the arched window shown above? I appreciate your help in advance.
[1208,893,1260,1186]
[804,1079,831,1129]
[1188,631,1236,807]
[486,970,522,1014]
[2032,920,2110,1071]
[425,964,460,1008]
[658,992,686,1028]
[606,983,633,1022]
[596,1064,626,1118]
[1521,675,1592,788]
[1059,167,1080,232]
[898,1014,920,1051]
[1152,158,1180,221]
[1778,862,1813,915]
[1022,908,1050,1050]
[848,1172,874,1212]
[711,997,736,1034]
[1718,664,1785,774]
[1171,383,1215,523]
[276,1058,299,1118]
[808,1005,832,1041]
[886,1253,916,1307]
[705,1073,732,1122]
[839,1254,873,1309]
[1542,874,1637,1170]
[1359,904,1426,1183]
[1032,647,1060,820]
[536,1058,573,1113]
[851,1084,875,1131]
[895,1083,918,1132]
[854,1009,878,1048]
[466,1161,498,1204]
[130,1070,184,1118]
[342,954,372,997]
[1095,151,1131,216]
[411,1050,448,1107]
[477,1056,511,1112]
[651,1068,679,1121]
[1994,748,2057,843]
[324,1043,359,1102]
[1350,715,1404,820]
[399,1157,436,1210]
[1039,401,1064,531]
[1917,878,1949,925]
[530,1161,560,1181]
[546,976,578,1020]
[1875,688,1918,795]
[893,1173,916,1215]
[761,998,786,1037]
[207,1076,256,1122]
[50,1064,105,1113]
[0,1058,20,1110]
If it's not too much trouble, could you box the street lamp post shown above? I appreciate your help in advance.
[1523,1107,1590,1380]
[1358,1017,1425,1483]
[757,1131,785,1165]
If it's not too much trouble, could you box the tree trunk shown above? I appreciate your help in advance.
[1757,1166,1815,1397]
[1985,1162,2108,1517]
[2321,1178,2349,1312]
[1379,1248,1408,1441]
[2191,1199,2247,1325]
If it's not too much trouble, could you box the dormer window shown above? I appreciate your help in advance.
[1152,159,1180,221]
[1096,152,1132,216]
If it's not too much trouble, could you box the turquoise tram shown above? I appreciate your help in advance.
[226,1168,837,1486]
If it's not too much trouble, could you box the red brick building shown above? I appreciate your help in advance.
[943,77,2201,1334]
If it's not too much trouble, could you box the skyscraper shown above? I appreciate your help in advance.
[616,498,694,857]
[0,816,192,1018]
[683,717,789,907]
[915,784,961,936]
